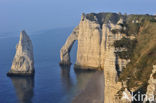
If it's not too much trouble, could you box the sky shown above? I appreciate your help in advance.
[0,0,156,33]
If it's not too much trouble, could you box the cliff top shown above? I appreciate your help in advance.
[82,12,155,25]
[82,12,121,28]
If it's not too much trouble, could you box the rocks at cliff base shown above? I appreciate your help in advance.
[7,30,34,76]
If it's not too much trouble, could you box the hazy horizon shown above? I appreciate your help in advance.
[1,0,156,33]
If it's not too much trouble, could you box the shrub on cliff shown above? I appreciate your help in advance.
[114,37,137,59]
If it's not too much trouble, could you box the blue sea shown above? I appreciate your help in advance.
[0,28,97,103]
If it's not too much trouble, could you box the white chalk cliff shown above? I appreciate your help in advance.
[60,13,129,103]
[7,30,34,76]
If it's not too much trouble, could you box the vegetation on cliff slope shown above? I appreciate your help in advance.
[125,14,154,36]
[119,18,156,90]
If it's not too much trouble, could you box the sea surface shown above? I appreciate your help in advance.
[0,28,98,103]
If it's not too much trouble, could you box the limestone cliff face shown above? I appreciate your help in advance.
[101,20,127,103]
[7,30,34,76]
[76,14,102,68]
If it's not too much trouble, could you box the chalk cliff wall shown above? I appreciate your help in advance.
[76,14,102,69]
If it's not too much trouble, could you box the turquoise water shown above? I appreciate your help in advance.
[0,28,96,103]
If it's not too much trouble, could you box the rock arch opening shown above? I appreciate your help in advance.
[59,26,79,66]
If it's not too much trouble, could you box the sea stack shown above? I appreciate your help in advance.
[7,30,34,76]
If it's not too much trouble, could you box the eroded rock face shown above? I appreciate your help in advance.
[7,30,34,76]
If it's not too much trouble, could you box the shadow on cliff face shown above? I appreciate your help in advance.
[72,70,104,103]
[9,76,34,103]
